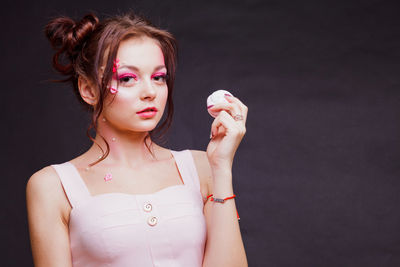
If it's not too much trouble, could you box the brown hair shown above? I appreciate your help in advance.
[45,13,178,165]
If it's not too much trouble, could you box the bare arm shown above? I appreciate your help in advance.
[192,151,247,267]
[199,94,248,266]
[26,167,73,267]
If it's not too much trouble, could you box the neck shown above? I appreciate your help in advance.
[85,122,159,168]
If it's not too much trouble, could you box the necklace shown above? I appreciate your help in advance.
[84,154,114,182]
[85,124,157,183]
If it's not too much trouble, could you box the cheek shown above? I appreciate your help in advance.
[104,86,168,114]
[105,88,140,113]
[157,87,168,112]
[160,87,168,102]
[114,88,139,101]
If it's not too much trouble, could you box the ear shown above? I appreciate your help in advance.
[78,76,98,106]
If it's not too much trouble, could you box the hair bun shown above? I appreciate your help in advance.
[72,14,99,51]
[45,14,99,75]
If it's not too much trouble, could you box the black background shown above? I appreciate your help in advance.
[2,0,400,266]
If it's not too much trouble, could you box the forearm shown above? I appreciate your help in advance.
[202,169,248,267]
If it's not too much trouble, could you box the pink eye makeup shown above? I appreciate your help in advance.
[117,73,138,83]
[151,72,168,82]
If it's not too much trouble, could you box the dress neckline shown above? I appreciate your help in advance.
[66,149,186,198]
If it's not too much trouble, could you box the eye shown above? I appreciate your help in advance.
[152,73,168,83]
[118,73,137,85]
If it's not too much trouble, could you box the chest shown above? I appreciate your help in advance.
[68,186,207,266]
[78,159,184,196]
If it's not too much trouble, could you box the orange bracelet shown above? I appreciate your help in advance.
[206,194,240,220]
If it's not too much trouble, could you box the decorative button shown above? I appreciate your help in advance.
[143,203,152,212]
[147,216,157,226]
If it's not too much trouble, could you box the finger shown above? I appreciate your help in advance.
[212,99,246,125]
[218,110,246,136]
[224,95,248,122]
[208,101,242,120]
[210,110,243,138]
[210,112,225,138]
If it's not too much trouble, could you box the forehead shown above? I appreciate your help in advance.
[117,36,165,67]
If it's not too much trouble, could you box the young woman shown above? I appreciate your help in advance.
[26,12,248,267]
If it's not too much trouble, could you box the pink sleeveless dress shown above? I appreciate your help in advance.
[51,149,207,267]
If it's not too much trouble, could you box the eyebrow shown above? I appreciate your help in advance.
[119,65,167,72]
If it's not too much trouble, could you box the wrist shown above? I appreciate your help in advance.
[211,173,233,195]
[210,162,232,175]
[209,157,233,169]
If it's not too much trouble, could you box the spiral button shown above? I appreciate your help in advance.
[147,216,157,226]
[143,203,152,212]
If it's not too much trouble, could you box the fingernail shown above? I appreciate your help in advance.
[224,94,232,97]
[210,129,215,139]
[207,105,214,109]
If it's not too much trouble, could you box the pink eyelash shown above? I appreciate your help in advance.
[118,73,137,80]
[151,72,166,79]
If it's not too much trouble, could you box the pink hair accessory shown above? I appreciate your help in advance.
[112,59,120,73]
[109,87,118,94]
[104,173,112,182]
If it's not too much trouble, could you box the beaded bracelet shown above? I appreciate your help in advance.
[206,194,240,220]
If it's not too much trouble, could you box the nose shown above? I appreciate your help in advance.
[140,78,156,101]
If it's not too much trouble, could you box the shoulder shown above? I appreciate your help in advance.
[26,166,60,198]
[26,165,70,222]
[189,150,212,198]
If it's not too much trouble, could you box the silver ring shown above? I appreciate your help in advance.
[233,114,244,121]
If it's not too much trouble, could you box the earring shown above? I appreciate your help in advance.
[110,87,118,94]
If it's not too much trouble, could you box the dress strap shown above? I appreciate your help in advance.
[51,162,91,208]
[171,150,201,191]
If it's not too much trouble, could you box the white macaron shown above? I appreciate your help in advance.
[207,90,233,118]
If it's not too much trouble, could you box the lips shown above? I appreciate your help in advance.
[137,107,158,113]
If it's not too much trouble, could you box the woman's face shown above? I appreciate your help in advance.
[102,36,168,133]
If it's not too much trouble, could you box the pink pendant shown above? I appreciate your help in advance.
[104,173,112,182]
